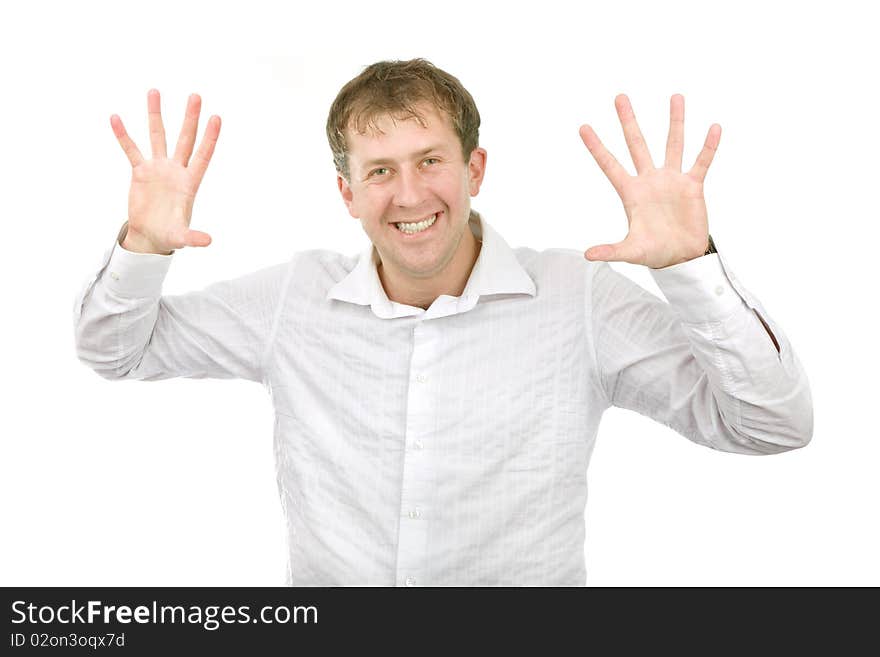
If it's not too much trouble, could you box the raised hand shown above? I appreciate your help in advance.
[579,94,721,269]
[110,89,221,254]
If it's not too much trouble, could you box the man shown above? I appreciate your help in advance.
[74,58,812,586]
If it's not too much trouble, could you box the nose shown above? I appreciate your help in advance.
[392,165,430,209]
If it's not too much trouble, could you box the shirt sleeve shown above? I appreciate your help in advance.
[73,229,292,384]
[590,247,813,455]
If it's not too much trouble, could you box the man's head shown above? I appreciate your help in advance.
[326,59,487,299]
[327,58,481,185]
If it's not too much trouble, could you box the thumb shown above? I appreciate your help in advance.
[184,229,213,248]
[584,239,642,264]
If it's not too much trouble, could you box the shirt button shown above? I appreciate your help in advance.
[416,374,427,383]
[714,285,724,296]
[414,439,424,450]
[408,508,421,519]
[405,576,416,587]
[110,272,120,281]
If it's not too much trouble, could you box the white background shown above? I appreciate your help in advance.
[1,0,877,586]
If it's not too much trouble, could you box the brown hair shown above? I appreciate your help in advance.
[326,58,481,183]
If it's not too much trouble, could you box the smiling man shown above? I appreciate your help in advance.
[74,58,812,586]
[337,101,485,310]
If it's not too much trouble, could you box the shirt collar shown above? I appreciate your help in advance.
[326,210,536,319]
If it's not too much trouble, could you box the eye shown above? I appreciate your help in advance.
[368,158,438,178]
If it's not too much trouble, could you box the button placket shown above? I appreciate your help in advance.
[395,323,435,587]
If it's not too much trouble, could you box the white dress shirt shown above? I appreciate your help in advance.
[73,211,812,586]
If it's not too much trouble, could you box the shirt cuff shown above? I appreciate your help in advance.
[104,238,174,298]
[649,253,744,323]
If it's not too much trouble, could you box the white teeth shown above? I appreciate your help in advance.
[396,213,438,234]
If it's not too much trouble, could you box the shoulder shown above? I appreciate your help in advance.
[292,248,359,275]
[283,247,361,295]
[511,245,601,283]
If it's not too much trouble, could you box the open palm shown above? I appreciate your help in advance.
[579,94,721,269]
[110,89,220,254]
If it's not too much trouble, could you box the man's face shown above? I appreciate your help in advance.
[337,104,487,284]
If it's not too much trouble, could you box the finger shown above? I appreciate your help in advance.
[189,115,222,189]
[615,94,654,174]
[184,229,212,248]
[584,238,644,265]
[664,94,685,170]
[579,124,629,197]
[109,114,144,167]
[173,93,202,166]
[147,88,167,158]
[687,123,722,184]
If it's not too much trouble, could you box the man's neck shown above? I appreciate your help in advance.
[378,227,482,310]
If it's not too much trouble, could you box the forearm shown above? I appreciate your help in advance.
[73,234,173,380]
[74,225,288,384]
[648,253,813,452]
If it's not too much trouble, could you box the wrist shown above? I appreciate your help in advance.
[650,234,716,269]
[118,221,173,256]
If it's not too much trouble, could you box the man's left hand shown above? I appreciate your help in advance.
[579,94,721,269]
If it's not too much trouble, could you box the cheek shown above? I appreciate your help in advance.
[355,189,388,218]
[433,171,468,201]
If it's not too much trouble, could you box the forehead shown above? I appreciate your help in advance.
[346,104,459,167]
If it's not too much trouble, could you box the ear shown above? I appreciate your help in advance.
[337,174,359,219]
[467,147,488,197]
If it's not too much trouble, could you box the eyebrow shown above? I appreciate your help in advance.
[361,145,446,168]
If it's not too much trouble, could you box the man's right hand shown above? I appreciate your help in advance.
[110,89,220,255]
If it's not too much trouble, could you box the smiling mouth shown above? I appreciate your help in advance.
[394,212,440,234]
